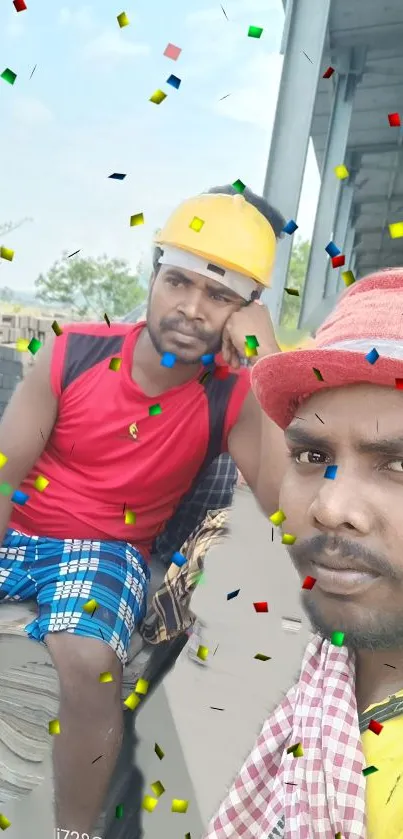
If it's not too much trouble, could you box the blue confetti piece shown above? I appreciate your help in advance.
[324,465,338,480]
[201,353,215,365]
[282,219,298,235]
[171,551,187,568]
[325,241,341,258]
[11,489,30,505]
[365,348,379,365]
[161,352,177,368]
[227,588,240,601]
[167,74,181,89]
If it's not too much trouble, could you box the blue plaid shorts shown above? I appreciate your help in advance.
[0,528,150,665]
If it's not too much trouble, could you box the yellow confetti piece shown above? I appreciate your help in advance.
[0,814,11,830]
[341,270,355,287]
[142,795,158,812]
[269,509,286,526]
[335,833,343,839]
[0,247,14,262]
[0,452,8,469]
[33,475,49,492]
[150,780,165,798]
[171,798,189,814]
[51,320,63,336]
[244,344,257,357]
[282,533,297,545]
[196,645,209,661]
[130,212,145,227]
[389,221,403,239]
[124,692,141,711]
[99,671,114,683]
[287,742,304,757]
[135,678,149,695]
[48,719,61,735]
[154,742,164,759]
[124,509,136,525]
[117,11,129,27]
[149,89,167,105]
[109,357,122,371]
[16,338,30,352]
[334,164,349,180]
[83,598,98,614]
[189,216,204,232]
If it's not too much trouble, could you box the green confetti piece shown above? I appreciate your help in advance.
[154,742,164,760]
[1,68,17,85]
[254,653,271,661]
[150,780,165,798]
[245,334,259,349]
[248,25,263,38]
[362,765,378,777]
[232,179,246,193]
[284,288,300,296]
[0,483,12,496]
[313,367,324,381]
[115,804,124,819]
[331,631,345,647]
[149,403,162,416]
[28,337,42,355]
[109,357,122,371]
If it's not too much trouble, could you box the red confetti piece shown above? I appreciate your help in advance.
[395,379,403,390]
[302,575,316,590]
[13,0,27,11]
[388,112,401,128]
[368,719,383,736]
[331,254,345,269]
[214,365,230,380]
[253,601,268,613]
[322,66,335,79]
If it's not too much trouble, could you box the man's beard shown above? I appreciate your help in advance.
[302,593,403,651]
[146,308,222,365]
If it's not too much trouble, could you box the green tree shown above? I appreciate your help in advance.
[35,252,147,320]
[280,238,310,329]
[0,218,33,239]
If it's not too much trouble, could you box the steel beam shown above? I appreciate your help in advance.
[260,0,331,325]
[325,179,355,296]
[337,224,356,291]
[354,194,403,207]
[331,24,403,51]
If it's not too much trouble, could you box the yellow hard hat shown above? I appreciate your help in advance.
[154,192,277,287]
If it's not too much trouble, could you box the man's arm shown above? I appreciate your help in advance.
[228,389,288,517]
[0,335,58,543]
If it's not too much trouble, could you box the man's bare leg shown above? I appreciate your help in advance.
[45,632,124,835]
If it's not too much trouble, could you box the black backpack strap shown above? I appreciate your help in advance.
[193,366,238,483]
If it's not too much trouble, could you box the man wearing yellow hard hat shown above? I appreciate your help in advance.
[0,183,290,834]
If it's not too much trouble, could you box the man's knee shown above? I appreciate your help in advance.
[45,632,122,708]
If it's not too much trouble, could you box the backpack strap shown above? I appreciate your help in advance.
[192,366,238,484]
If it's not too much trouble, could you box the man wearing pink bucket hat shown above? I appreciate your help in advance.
[204,269,403,839]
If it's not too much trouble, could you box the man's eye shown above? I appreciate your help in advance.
[385,460,403,473]
[293,449,328,464]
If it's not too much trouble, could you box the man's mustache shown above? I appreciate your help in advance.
[160,318,216,343]
[288,532,399,580]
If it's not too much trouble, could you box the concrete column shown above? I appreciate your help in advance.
[260,0,331,325]
[337,223,356,291]
[325,179,355,296]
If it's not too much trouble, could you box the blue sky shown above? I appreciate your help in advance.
[0,0,320,291]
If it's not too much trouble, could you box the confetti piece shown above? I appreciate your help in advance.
[201,353,215,364]
[135,678,149,695]
[109,357,122,372]
[331,254,345,268]
[150,89,167,104]
[302,575,316,590]
[154,742,164,760]
[28,337,42,355]
[189,216,205,232]
[51,320,63,336]
[13,0,27,10]
[99,671,114,683]
[0,247,14,262]
[115,804,124,819]
[91,754,103,764]
[325,241,340,258]
[383,663,397,668]
[313,368,324,381]
[197,645,209,661]
[365,348,379,365]
[220,5,228,20]
[282,533,297,545]
[335,834,343,839]
[167,74,181,89]
[389,222,403,239]
[331,631,345,647]
[341,270,355,287]
[324,464,338,480]
[171,799,188,814]
[199,370,212,385]
[210,706,225,711]
[334,164,349,180]
[83,598,98,614]
[227,588,240,600]
[164,43,182,60]
[269,509,286,526]
[282,219,298,235]
[48,719,61,735]
[232,179,246,193]
[124,692,141,711]
[0,814,11,830]
[368,719,383,735]
[287,742,304,757]
[117,11,129,27]
[172,551,187,567]
[284,288,299,296]
[161,352,176,368]
[67,249,80,258]
[219,93,231,101]
[388,112,401,127]
[150,780,165,798]
[362,765,378,777]
[0,484,12,496]
[1,68,17,85]
[147,404,162,418]
[11,489,29,505]
[0,452,8,469]
[245,334,259,349]
[395,378,403,390]
[142,795,158,812]
[104,313,111,328]
[33,475,49,492]
[29,64,36,79]
[282,617,302,632]
[109,172,127,180]
[315,413,324,424]
[248,25,263,38]
[124,510,136,525]
[322,66,335,78]
[214,365,230,380]
[185,834,191,839]
[253,601,268,613]
[130,212,144,227]
[244,344,257,358]
[254,653,271,661]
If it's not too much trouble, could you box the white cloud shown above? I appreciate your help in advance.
[58,6,94,31]
[213,52,283,129]
[12,96,53,126]
[82,31,150,61]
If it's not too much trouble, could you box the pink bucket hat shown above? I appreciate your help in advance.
[251,268,403,429]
